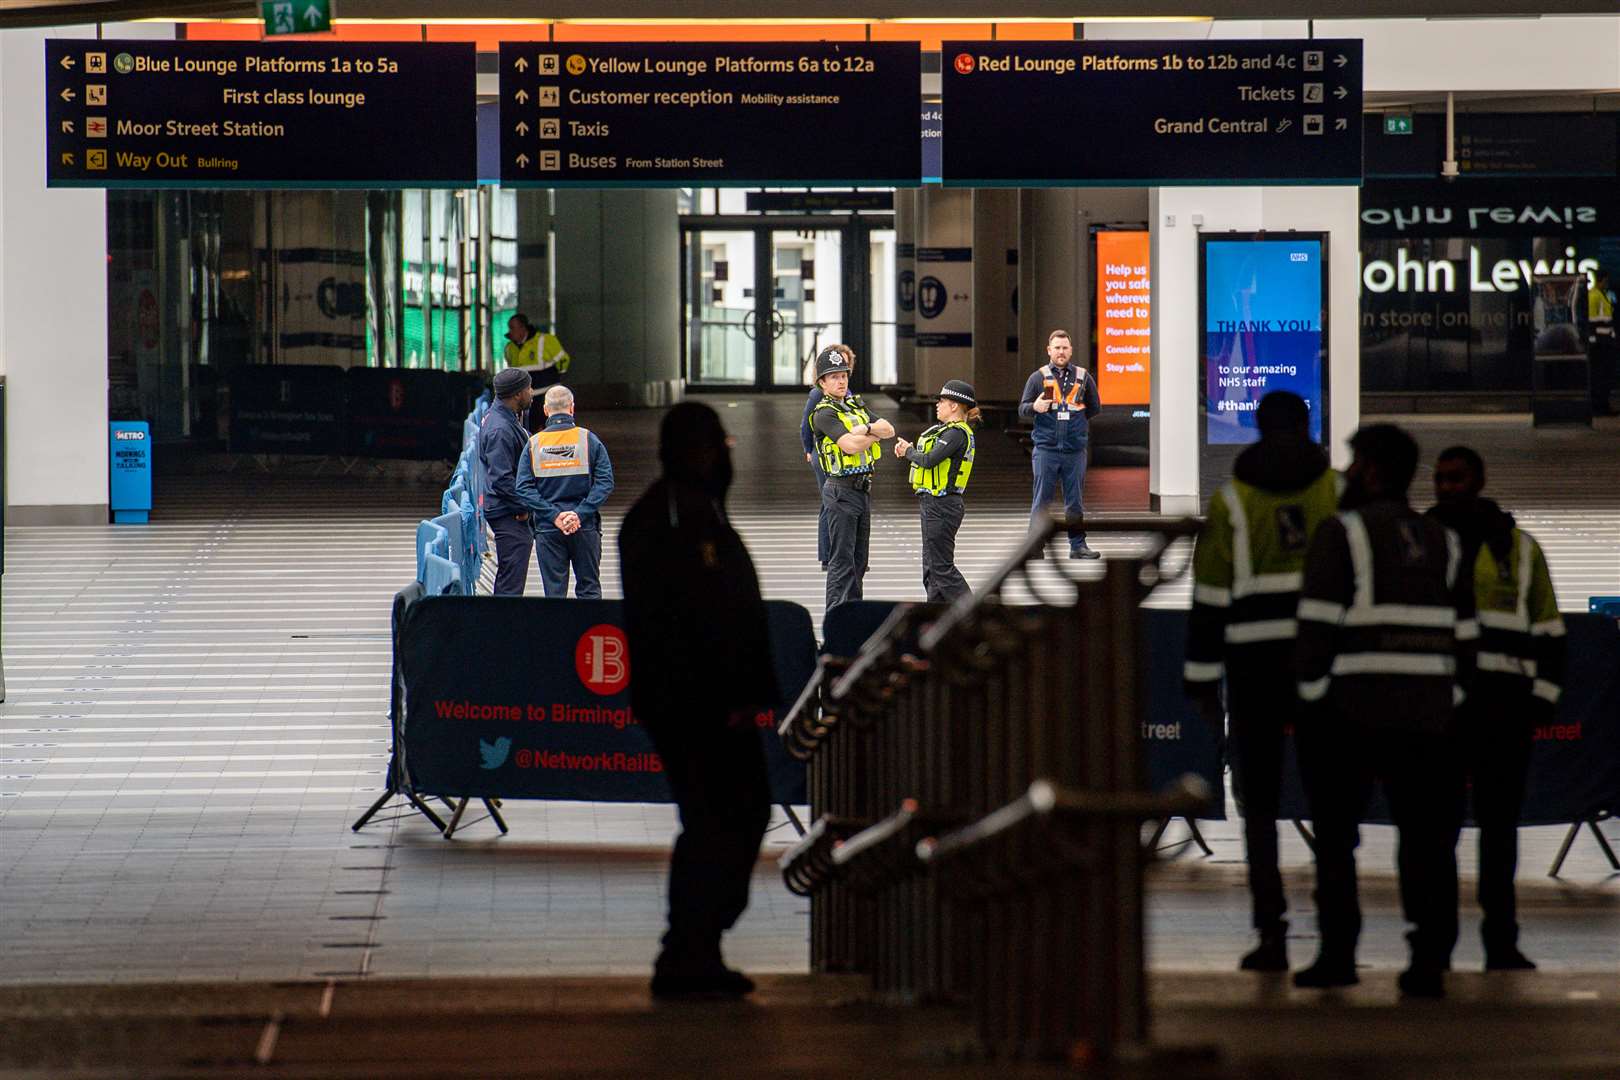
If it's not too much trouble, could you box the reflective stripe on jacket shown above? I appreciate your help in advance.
[1184,468,1340,684]
[909,420,975,496]
[814,396,880,477]
[1473,528,1566,704]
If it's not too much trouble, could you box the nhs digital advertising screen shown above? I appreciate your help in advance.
[1200,234,1328,446]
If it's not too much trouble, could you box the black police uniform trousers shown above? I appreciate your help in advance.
[918,492,970,604]
[1298,716,1466,970]
[810,459,830,567]
[641,710,772,971]
[823,476,871,611]
[488,512,534,596]
[1463,689,1536,953]
[535,524,602,599]
[1225,653,1294,934]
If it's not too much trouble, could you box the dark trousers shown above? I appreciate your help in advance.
[643,713,772,971]
[1030,445,1087,549]
[1298,720,1465,971]
[811,460,829,566]
[918,493,970,604]
[536,525,602,599]
[1465,695,1535,952]
[823,481,871,611]
[1226,663,1293,933]
[488,513,534,596]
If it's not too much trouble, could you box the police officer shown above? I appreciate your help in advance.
[1018,329,1102,558]
[1184,390,1339,973]
[1580,267,1615,416]
[477,366,535,595]
[810,347,894,610]
[1292,424,1478,999]
[894,380,978,604]
[619,402,777,998]
[1426,445,1565,971]
[503,313,571,390]
[516,384,615,599]
[802,345,856,570]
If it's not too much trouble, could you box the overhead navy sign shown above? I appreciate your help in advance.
[45,40,476,188]
[498,42,921,186]
[942,40,1363,186]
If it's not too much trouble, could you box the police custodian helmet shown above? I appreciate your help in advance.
[938,379,976,408]
[814,348,851,381]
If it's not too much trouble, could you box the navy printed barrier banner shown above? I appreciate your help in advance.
[1256,613,1619,826]
[820,600,1227,820]
[400,596,811,804]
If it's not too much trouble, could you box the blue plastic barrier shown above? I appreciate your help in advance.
[415,520,449,585]
[431,510,467,596]
[423,552,462,596]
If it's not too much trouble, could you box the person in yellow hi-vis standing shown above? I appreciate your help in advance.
[516,385,614,598]
[893,380,979,603]
[504,313,572,390]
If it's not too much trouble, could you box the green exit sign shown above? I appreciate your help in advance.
[1384,113,1414,136]
[262,0,332,36]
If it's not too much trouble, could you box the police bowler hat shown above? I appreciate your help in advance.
[938,379,977,408]
[814,348,851,381]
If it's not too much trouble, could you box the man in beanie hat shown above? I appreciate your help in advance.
[478,366,535,594]
[894,380,979,603]
[619,402,778,999]
[808,346,894,610]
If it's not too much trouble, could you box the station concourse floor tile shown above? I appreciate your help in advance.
[2,396,1617,991]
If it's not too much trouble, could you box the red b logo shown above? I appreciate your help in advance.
[576,625,630,695]
[953,53,975,75]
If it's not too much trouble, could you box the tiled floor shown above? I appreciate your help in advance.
[2,397,1617,985]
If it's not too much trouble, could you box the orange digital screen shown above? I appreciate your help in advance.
[1095,230,1151,406]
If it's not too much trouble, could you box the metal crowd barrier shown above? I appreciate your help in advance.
[778,516,1209,1060]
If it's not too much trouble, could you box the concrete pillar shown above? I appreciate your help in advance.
[971,189,1020,402]
[914,186,972,398]
[1148,185,1359,514]
[0,27,109,524]
[515,188,552,334]
[894,187,917,389]
[553,188,682,407]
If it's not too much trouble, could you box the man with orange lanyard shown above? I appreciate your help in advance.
[516,384,615,598]
[1018,329,1102,558]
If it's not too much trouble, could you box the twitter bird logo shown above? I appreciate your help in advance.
[478,737,512,770]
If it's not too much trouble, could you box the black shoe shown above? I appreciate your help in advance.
[1240,930,1289,973]
[1070,543,1100,560]
[651,969,754,1000]
[1485,947,1537,972]
[1293,958,1358,989]
[1397,966,1445,999]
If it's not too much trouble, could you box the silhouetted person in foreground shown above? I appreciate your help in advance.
[619,402,778,999]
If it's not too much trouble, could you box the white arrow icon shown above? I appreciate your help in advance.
[60,87,76,102]
[61,151,75,166]
[516,153,530,168]
[515,121,530,136]
[61,119,74,134]
[302,4,323,27]
[1333,54,1348,67]
[1335,117,1349,130]
[1333,86,1348,99]
[515,89,530,104]
[60,55,76,69]
[514,57,529,71]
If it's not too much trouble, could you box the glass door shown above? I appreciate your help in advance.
[685,229,758,385]
[770,229,843,388]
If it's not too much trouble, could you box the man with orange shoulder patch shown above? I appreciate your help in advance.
[517,384,615,598]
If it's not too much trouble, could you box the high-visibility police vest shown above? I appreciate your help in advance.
[527,425,591,478]
[1184,468,1341,684]
[1040,364,1088,409]
[813,396,880,477]
[909,420,975,496]
[505,332,572,373]
[1473,528,1565,704]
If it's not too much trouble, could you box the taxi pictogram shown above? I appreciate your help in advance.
[953,53,975,75]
